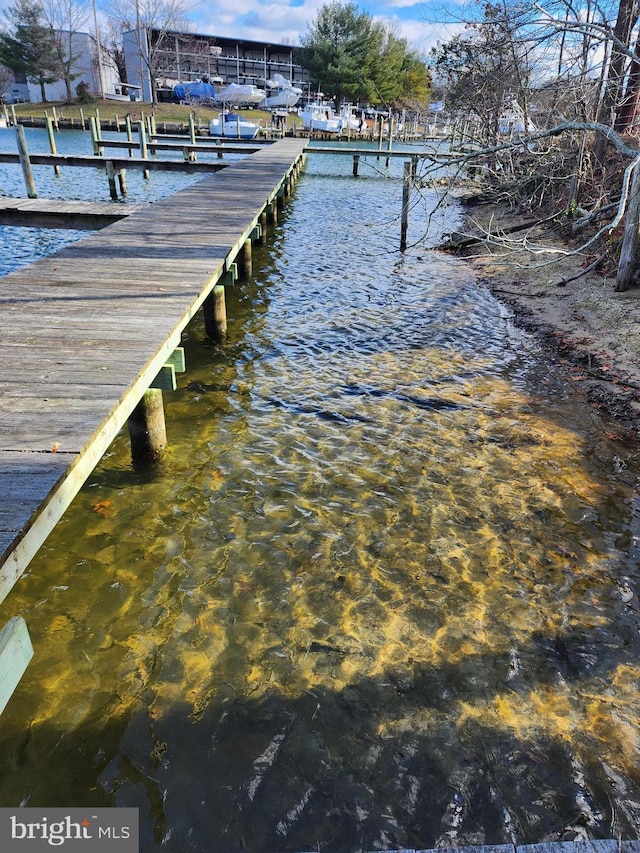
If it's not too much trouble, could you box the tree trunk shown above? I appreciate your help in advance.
[616,32,640,131]
[595,0,639,159]
[616,160,640,291]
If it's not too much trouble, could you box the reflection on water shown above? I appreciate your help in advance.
[0,150,640,852]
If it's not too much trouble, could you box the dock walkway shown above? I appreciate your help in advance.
[0,136,307,606]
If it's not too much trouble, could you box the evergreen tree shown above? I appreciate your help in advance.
[297,1,429,109]
[0,0,58,102]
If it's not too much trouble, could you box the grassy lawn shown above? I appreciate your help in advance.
[7,99,301,129]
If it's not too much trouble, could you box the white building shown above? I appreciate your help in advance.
[4,29,119,104]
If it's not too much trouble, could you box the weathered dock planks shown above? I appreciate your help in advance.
[0,136,307,608]
[0,198,144,229]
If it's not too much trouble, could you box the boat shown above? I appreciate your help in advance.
[262,74,302,109]
[298,100,365,134]
[213,83,266,107]
[173,80,217,104]
[209,112,261,139]
[298,100,340,132]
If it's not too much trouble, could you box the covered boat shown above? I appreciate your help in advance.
[213,83,266,107]
[262,74,302,109]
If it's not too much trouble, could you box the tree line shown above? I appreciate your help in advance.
[429,0,640,290]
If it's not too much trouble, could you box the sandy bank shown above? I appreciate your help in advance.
[451,196,640,439]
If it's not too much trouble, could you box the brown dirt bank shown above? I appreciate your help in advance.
[449,195,640,440]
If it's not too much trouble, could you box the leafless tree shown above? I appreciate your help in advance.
[102,0,194,104]
[40,0,91,102]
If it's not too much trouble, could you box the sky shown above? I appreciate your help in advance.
[184,0,465,58]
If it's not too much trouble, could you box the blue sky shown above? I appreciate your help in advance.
[185,0,464,57]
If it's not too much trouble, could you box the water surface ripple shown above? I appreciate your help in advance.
[0,146,640,853]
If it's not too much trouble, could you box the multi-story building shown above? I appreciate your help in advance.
[123,28,310,103]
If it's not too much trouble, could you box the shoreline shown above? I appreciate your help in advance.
[453,198,640,440]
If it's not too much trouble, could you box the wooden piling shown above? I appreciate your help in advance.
[106,160,118,200]
[353,154,360,177]
[118,169,128,197]
[400,160,412,251]
[242,237,252,278]
[45,115,61,176]
[138,120,150,180]
[125,114,133,156]
[127,389,167,461]
[89,116,104,156]
[203,284,227,341]
[10,104,16,127]
[400,158,417,252]
[15,125,37,199]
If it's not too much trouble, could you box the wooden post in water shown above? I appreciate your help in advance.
[138,120,150,180]
[386,116,393,168]
[3,105,10,126]
[189,112,196,145]
[10,105,16,127]
[106,160,118,200]
[127,389,167,461]
[118,169,128,197]
[242,238,252,278]
[45,115,61,176]
[89,116,104,155]
[353,154,360,177]
[400,160,412,251]
[79,107,85,130]
[15,125,37,199]
[203,284,227,341]
[259,209,268,242]
[125,114,133,156]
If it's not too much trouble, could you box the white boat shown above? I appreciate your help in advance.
[298,101,341,132]
[209,112,261,139]
[262,74,302,109]
[213,83,266,107]
[298,100,364,134]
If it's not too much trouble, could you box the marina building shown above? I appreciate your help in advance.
[123,29,310,103]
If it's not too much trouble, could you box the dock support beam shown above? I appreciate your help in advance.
[127,389,167,461]
[203,284,227,342]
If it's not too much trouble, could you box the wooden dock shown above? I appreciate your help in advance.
[0,136,307,608]
[0,198,144,229]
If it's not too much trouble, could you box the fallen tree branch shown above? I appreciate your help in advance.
[556,251,608,287]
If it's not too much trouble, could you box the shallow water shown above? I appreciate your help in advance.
[0,146,640,852]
